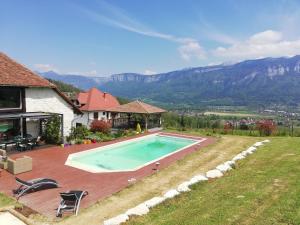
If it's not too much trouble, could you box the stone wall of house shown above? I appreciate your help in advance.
[25,87,75,136]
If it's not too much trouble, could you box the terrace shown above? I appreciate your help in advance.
[0,131,212,219]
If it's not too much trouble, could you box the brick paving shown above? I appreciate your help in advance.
[0,132,214,217]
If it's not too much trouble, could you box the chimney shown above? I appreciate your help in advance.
[103,92,107,98]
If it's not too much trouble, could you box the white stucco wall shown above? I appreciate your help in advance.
[25,88,75,136]
[73,111,115,128]
[73,112,90,127]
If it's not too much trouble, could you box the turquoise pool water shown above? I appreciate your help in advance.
[66,134,198,172]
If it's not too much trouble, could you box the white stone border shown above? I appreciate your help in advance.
[103,139,270,225]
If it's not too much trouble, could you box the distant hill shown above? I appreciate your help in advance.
[41,55,300,108]
[48,78,130,105]
[48,78,82,93]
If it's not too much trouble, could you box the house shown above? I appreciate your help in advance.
[0,52,81,142]
[73,87,120,128]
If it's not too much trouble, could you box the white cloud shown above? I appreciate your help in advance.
[84,70,98,76]
[249,30,282,44]
[33,64,58,72]
[67,70,98,76]
[143,69,156,75]
[178,41,206,61]
[79,1,205,61]
[213,30,300,60]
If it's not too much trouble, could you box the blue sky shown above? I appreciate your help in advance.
[1,0,300,76]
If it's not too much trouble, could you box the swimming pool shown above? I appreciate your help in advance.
[65,134,204,173]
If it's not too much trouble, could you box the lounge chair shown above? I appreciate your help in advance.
[56,190,88,217]
[13,177,59,199]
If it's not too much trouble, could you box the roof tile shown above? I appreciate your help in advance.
[0,52,54,87]
[78,87,120,111]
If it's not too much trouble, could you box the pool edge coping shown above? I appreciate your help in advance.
[65,133,206,173]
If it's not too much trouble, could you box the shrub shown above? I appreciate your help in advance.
[90,120,112,134]
[68,126,89,141]
[256,120,277,136]
[44,115,61,144]
[136,123,142,133]
[223,122,234,134]
[114,129,125,138]
[75,139,83,144]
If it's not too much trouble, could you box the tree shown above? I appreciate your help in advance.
[256,120,277,136]
[224,122,234,134]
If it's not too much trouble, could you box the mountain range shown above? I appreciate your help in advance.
[40,55,300,108]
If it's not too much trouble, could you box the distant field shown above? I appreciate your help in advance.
[204,111,266,117]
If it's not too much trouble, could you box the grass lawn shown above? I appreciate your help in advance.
[126,137,300,225]
[0,192,16,208]
[60,135,259,225]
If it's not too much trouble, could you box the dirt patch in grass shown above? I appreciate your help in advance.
[14,205,39,218]
[56,135,258,225]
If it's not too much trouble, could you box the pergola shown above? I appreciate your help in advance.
[0,112,63,142]
[108,100,166,130]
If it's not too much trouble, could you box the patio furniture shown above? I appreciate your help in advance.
[13,177,59,199]
[0,140,16,150]
[0,149,8,169]
[27,136,40,149]
[0,149,6,157]
[7,156,32,175]
[0,161,8,170]
[56,190,88,217]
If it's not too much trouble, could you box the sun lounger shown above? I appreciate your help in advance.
[13,177,59,199]
[56,190,88,217]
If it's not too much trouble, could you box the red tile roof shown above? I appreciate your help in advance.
[108,100,166,114]
[0,52,54,87]
[78,87,120,111]
[0,52,81,114]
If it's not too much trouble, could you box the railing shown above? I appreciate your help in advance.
[112,117,161,129]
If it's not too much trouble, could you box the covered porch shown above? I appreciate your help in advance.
[108,100,166,130]
[0,112,63,151]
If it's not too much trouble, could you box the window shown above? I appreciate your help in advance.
[76,123,82,127]
[103,112,106,116]
[93,112,98,119]
[0,88,22,110]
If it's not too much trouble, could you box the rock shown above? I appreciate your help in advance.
[164,189,180,199]
[216,163,232,173]
[103,214,129,225]
[177,182,191,192]
[241,151,250,157]
[187,175,208,185]
[206,169,223,179]
[144,197,166,208]
[245,150,254,155]
[262,139,270,143]
[246,146,257,153]
[232,154,245,162]
[224,160,235,167]
[126,203,149,216]
[253,142,263,147]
